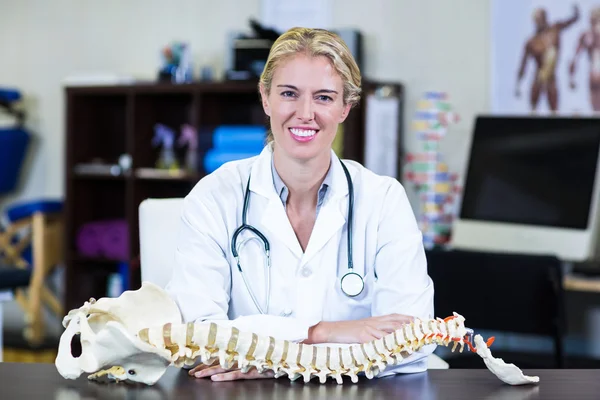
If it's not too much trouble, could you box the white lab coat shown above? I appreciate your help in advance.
[165,143,436,375]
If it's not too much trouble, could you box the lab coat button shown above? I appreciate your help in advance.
[301,267,312,277]
[283,308,292,317]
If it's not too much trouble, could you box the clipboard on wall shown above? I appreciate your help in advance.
[363,83,404,180]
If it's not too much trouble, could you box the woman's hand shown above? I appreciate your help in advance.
[305,313,414,344]
[188,361,275,381]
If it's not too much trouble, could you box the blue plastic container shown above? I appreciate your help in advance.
[0,128,30,195]
[203,149,260,173]
[213,125,267,151]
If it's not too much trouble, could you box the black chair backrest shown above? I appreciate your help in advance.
[426,249,565,339]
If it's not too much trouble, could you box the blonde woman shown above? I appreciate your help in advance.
[166,27,435,381]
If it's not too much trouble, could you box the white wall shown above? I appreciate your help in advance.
[0,0,490,207]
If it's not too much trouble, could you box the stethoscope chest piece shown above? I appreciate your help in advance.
[340,271,364,297]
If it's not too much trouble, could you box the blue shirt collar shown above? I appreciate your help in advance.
[271,156,332,211]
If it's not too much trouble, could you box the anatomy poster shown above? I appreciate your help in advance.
[491,1,600,115]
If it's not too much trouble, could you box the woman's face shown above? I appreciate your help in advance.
[260,53,351,163]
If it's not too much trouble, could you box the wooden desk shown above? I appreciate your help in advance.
[2,363,599,400]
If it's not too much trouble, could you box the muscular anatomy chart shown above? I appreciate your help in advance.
[492,1,600,115]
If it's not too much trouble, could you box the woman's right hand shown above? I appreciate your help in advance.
[305,313,414,344]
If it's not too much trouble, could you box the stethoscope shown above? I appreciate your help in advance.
[231,159,364,315]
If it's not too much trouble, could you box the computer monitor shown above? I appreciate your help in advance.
[451,115,600,262]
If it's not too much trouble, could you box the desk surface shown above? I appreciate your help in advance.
[2,363,599,400]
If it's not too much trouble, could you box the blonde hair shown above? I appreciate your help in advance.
[259,27,362,143]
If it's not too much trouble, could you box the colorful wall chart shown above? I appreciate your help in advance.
[404,92,461,249]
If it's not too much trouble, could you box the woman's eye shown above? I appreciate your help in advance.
[317,95,333,102]
[281,91,296,97]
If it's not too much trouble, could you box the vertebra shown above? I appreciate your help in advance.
[137,313,470,384]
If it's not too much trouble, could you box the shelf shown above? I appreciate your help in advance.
[67,266,116,307]
[63,80,403,311]
[134,168,201,182]
[67,180,127,258]
[132,176,196,203]
[65,80,259,94]
[200,92,263,126]
[67,93,128,165]
[133,92,196,170]
[69,253,122,266]
[71,171,129,181]
[71,168,202,182]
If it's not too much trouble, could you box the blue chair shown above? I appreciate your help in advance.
[0,87,28,195]
[0,88,65,347]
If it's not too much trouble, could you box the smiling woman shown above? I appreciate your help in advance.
[261,55,349,156]
[259,28,361,150]
[257,28,363,253]
[165,26,435,383]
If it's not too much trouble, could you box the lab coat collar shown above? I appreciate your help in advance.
[249,142,350,200]
[249,143,351,262]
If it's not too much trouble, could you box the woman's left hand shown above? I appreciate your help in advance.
[189,362,275,381]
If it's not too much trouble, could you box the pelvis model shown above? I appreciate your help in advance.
[55,282,540,386]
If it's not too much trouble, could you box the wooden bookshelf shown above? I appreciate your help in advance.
[63,80,403,311]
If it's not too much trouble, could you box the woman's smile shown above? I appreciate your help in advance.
[289,127,319,142]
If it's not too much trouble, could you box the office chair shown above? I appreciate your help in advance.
[137,198,450,370]
[426,248,566,368]
[138,198,184,289]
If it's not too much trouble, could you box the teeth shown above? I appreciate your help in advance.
[290,128,317,137]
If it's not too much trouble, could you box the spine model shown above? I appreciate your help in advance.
[55,283,539,387]
[137,313,477,384]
